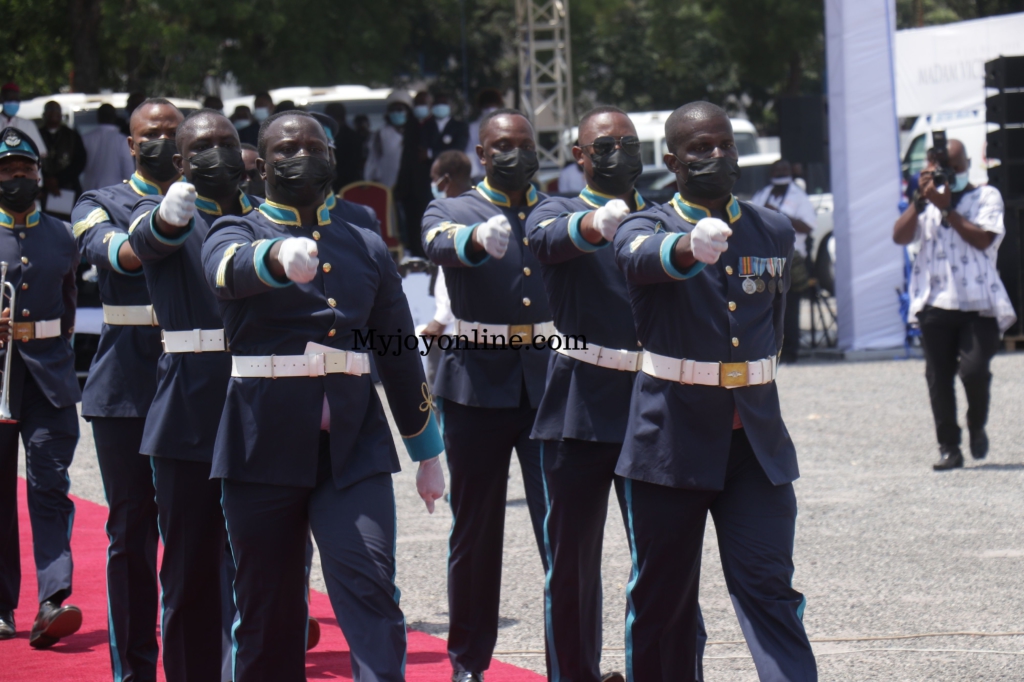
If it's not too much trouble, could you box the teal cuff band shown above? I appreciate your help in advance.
[253,238,292,288]
[660,232,706,280]
[403,411,444,462]
[454,223,489,267]
[108,233,143,276]
[567,211,605,252]
[150,209,194,246]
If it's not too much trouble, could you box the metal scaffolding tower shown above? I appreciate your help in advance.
[516,0,574,170]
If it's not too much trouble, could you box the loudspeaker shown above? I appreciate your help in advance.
[985,56,1024,90]
[997,201,1024,337]
[778,96,826,164]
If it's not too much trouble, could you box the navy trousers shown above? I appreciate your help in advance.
[624,430,816,682]
[442,398,548,674]
[221,435,406,682]
[151,457,230,682]
[92,417,160,682]
[540,439,707,682]
[0,368,78,613]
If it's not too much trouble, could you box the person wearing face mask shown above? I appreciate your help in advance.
[0,83,47,159]
[423,93,470,161]
[750,159,818,363]
[894,139,1015,471]
[421,109,551,682]
[613,101,817,682]
[526,106,707,682]
[124,108,252,682]
[366,90,422,253]
[237,93,273,147]
[70,97,184,682]
[201,111,445,682]
[0,128,83,648]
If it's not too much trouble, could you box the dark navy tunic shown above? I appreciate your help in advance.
[0,207,80,414]
[202,197,443,490]
[527,186,645,443]
[71,173,167,418]
[128,191,257,462]
[421,180,552,409]
[325,193,381,235]
[613,193,798,490]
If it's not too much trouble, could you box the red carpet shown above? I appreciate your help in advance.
[5,478,543,681]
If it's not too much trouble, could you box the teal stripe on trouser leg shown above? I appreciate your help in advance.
[623,479,640,682]
[539,442,561,681]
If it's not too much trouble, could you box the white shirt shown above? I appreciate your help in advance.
[908,185,1016,333]
[364,125,404,188]
[0,114,48,157]
[750,181,818,256]
[80,124,134,191]
[432,267,454,331]
[558,163,585,194]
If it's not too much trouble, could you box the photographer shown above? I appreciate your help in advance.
[893,138,1016,470]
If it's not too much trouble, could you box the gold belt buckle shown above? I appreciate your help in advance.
[11,322,34,342]
[719,361,748,388]
[508,324,532,343]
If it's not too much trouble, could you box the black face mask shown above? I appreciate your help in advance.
[489,148,539,193]
[268,156,335,206]
[188,147,245,199]
[590,148,643,197]
[0,177,40,214]
[678,156,740,200]
[137,139,179,182]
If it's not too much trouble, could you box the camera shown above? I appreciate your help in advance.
[930,130,954,188]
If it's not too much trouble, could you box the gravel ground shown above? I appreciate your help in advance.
[23,352,1024,680]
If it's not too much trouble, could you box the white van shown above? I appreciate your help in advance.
[627,111,760,171]
[17,93,201,135]
[222,85,407,131]
[900,108,991,186]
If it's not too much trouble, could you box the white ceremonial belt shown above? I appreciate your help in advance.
[162,329,227,354]
[103,304,159,326]
[453,319,556,343]
[553,333,641,372]
[640,351,778,389]
[9,318,61,342]
[231,350,371,379]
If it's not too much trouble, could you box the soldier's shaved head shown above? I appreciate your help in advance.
[665,101,729,155]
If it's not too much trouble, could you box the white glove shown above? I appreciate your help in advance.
[158,182,197,227]
[417,457,446,514]
[474,214,511,259]
[277,237,319,283]
[593,199,631,242]
[689,217,732,264]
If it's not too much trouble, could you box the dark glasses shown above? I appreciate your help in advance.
[582,135,641,157]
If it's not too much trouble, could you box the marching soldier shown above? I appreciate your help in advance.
[70,98,182,681]
[421,108,550,682]
[201,110,445,682]
[613,102,816,681]
[126,108,247,682]
[527,106,707,682]
[0,128,83,648]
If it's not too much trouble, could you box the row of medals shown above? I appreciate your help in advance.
[741,274,780,295]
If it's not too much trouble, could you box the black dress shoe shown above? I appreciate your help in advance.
[933,445,964,471]
[29,601,82,649]
[306,616,320,651]
[452,672,484,682]
[969,429,989,460]
[0,611,14,640]
[602,673,626,682]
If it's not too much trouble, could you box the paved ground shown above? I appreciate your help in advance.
[23,353,1024,680]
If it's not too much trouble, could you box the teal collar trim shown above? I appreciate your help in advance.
[259,198,331,227]
[580,186,646,211]
[670,193,741,225]
[476,178,539,208]
[196,192,254,217]
[324,193,337,211]
[0,205,40,229]
[130,172,164,196]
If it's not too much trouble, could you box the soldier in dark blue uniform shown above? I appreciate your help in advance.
[70,98,183,682]
[127,108,250,682]
[201,111,445,682]
[421,108,550,682]
[0,129,84,648]
[613,102,816,682]
[527,106,706,682]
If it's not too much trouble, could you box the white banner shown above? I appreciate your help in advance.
[895,12,1024,118]
[826,0,907,351]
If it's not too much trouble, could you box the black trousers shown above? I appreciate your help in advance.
[0,369,78,613]
[441,398,548,674]
[222,435,406,682]
[151,457,230,682]
[917,306,1001,448]
[92,417,160,682]
[624,430,816,682]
